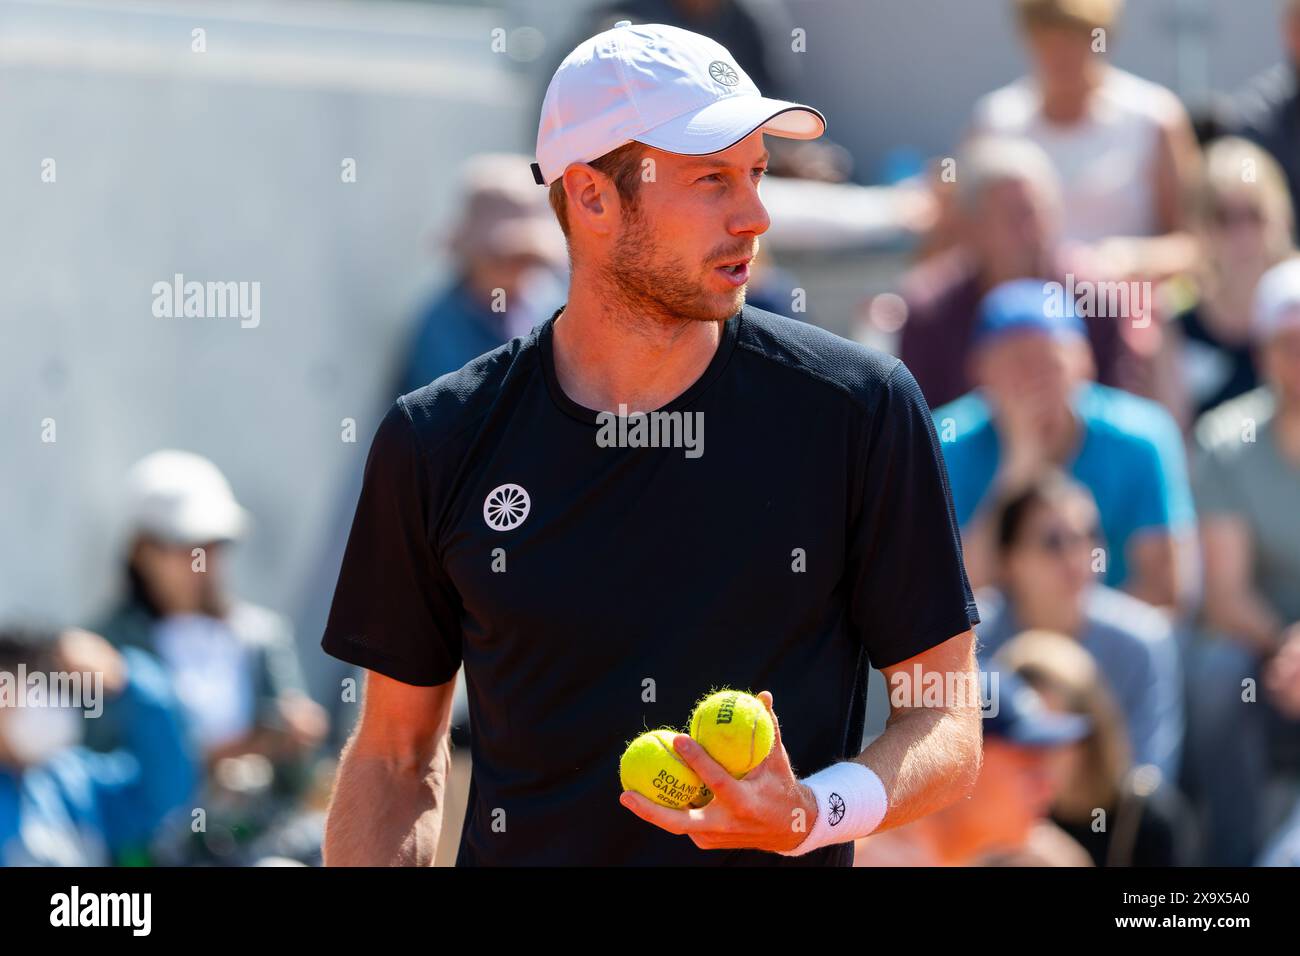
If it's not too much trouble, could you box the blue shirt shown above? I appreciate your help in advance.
[0,649,197,866]
[934,383,1195,587]
[399,275,564,396]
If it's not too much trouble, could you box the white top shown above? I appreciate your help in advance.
[154,613,255,752]
[971,67,1181,243]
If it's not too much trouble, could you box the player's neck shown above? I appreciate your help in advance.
[552,276,725,415]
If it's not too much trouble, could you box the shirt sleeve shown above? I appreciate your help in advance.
[1190,442,1241,518]
[1125,624,1184,779]
[321,400,463,686]
[1127,412,1196,535]
[848,362,980,669]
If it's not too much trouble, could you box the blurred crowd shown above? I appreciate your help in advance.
[4,0,1300,867]
[856,0,1300,867]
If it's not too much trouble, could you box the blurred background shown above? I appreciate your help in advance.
[3,0,1300,867]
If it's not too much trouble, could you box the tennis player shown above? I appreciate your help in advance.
[321,21,981,866]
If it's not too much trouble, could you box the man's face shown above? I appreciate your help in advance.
[969,178,1056,278]
[466,253,548,304]
[603,130,771,324]
[976,332,1082,427]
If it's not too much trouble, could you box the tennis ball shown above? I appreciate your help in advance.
[689,689,774,778]
[619,729,704,810]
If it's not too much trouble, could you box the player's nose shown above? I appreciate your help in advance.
[728,181,771,238]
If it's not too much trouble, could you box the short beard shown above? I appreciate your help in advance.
[601,200,747,329]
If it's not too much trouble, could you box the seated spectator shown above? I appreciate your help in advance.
[1160,137,1296,427]
[397,153,567,396]
[854,670,1092,867]
[996,629,1197,866]
[87,451,327,778]
[933,279,1198,610]
[1187,257,1300,865]
[0,627,196,866]
[899,137,1134,408]
[970,0,1200,281]
[1230,0,1300,238]
[976,472,1183,776]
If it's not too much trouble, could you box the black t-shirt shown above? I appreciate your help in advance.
[322,305,978,866]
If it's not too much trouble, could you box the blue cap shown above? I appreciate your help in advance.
[982,668,1090,747]
[974,279,1087,348]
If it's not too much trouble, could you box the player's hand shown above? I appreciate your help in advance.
[618,691,817,853]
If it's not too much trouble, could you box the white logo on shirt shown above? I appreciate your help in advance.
[483,483,530,531]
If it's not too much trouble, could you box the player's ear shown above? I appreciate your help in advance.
[563,163,617,237]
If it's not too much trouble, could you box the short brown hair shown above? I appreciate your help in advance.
[547,141,646,238]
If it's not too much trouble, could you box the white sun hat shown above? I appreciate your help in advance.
[125,450,250,546]
[532,20,826,187]
[1252,258,1300,343]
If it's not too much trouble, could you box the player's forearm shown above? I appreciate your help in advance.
[323,732,451,866]
[858,704,982,832]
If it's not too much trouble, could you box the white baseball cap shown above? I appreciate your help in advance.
[125,450,250,546]
[532,20,826,187]
[1252,258,1300,342]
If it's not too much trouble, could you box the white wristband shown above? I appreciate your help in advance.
[778,762,888,856]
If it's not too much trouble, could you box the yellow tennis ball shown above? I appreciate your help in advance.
[619,729,704,810]
[689,689,774,778]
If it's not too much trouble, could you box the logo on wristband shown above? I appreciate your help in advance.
[827,792,846,826]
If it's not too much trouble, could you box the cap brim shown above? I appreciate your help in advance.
[165,501,250,546]
[635,95,826,157]
[1006,712,1091,748]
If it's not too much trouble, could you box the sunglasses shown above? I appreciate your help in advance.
[1211,205,1266,229]
[1025,526,1101,556]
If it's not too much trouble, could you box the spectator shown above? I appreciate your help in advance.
[1160,138,1296,427]
[1187,257,1300,865]
[86,451,326,777]
[996,630,1197,866]
[854,670,1092,866]
[397,153,567,396]
[933,279,1197,610]
[976,472,1183,776]
[899,137,1134,408]
[0,627,195,866]
[970,0,1200,281]
[1230,0,1300,239]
